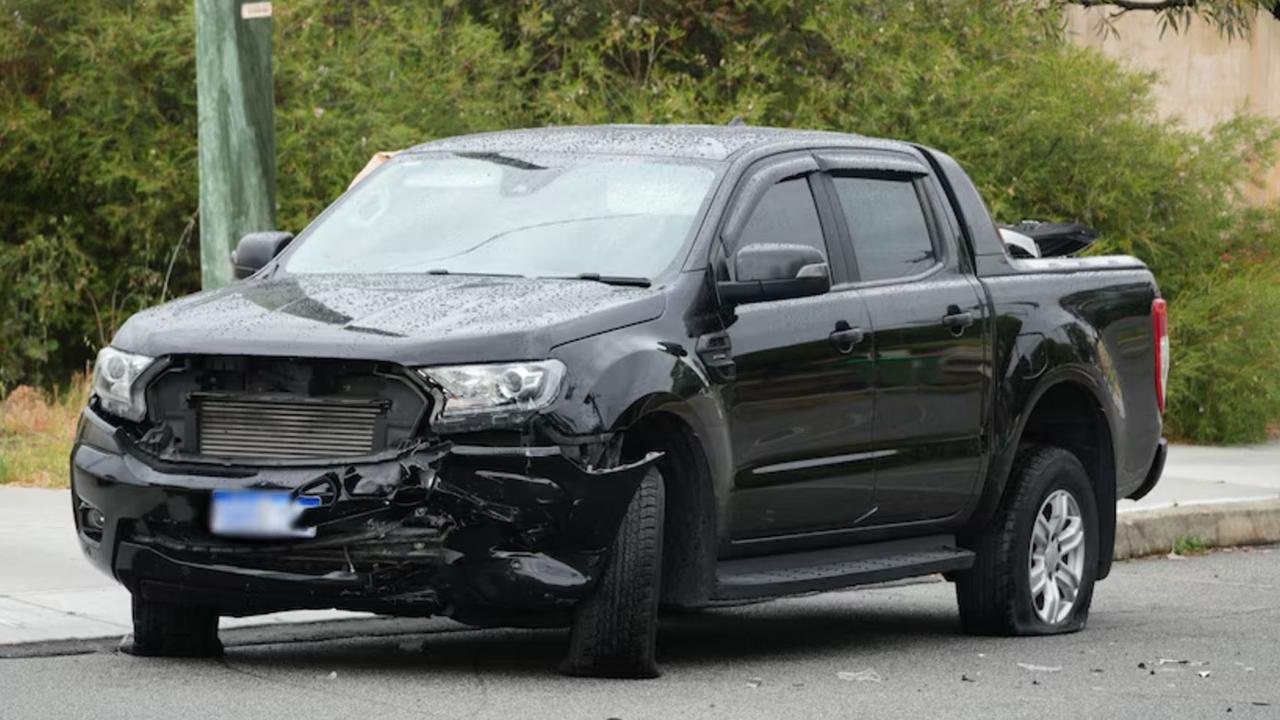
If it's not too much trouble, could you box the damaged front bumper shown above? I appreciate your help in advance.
[70,407,657,622]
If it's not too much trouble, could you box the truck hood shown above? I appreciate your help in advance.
[112,274,665,365]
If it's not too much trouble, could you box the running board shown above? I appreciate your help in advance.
[712,534,975,601]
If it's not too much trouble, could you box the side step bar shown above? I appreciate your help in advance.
[712,534,975,602]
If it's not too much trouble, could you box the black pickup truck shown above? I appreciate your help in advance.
[71,125,1168,678]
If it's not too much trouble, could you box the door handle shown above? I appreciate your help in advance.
[829,324,865,354]
[942,306,975,334]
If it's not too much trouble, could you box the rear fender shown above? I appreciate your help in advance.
[971,366,1119,579]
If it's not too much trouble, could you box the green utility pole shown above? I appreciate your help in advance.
[195,0,276,289]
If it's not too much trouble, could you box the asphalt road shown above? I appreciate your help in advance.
[2,549,1277,720]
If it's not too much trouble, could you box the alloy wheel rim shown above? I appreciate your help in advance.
[1028,488,1086,624]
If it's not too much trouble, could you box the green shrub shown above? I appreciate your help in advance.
[272,1,525,231]
[1164,255,1280,444]
[0,0,522,387]
[1,0,199,388]
[1,0,1277,442]
[1171,534,1209,556]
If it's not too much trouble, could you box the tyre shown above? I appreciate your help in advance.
[956,444,1099,636]
[122,595,223,657]
[562,466,665,678]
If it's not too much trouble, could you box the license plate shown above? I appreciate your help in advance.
[210,490,321,539]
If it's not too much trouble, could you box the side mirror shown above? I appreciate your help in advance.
[232,231,294,280]
[717,243,831,305]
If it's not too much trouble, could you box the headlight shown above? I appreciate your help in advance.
[417,360,566,431]
[92,347,155,421]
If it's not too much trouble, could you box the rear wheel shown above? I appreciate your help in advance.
[956,445,1099,635]
[122,595,223,657]
[562,467,664,678]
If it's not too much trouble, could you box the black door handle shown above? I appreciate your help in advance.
[829,324,865,354]
[942,306,975,334]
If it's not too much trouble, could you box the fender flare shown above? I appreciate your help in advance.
[968,366,1119,579]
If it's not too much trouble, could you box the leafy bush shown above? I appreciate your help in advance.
[1,0,1277,442]
[271,2,525,231]
[1,0,200,387]
[1164,247,1280,444]
[0,0,522,386]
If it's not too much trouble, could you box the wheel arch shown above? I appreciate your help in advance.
[976,372,1119,579]
[619,409,719,607]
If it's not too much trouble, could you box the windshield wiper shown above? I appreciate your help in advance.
[425,269,525,278]
[454,151,547,171]
[545,273,652,288]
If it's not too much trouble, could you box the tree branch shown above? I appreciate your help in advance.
[1060,0,1274,39]
[1070,0,1197,9]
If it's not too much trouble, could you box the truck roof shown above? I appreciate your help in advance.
[406,124,911,162]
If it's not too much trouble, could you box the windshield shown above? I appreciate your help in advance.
[284,152,720,279]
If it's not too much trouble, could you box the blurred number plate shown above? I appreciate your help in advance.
[210,490,320,539]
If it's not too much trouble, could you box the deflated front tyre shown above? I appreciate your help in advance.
[562,466,665,678]
[122,596,222,658]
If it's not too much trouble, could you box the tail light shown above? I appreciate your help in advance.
[1152,298,1169,414]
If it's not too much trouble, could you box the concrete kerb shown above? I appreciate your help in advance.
[1115,499,1280,560]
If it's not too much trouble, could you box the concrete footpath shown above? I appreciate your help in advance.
[2,442,1276,647]
[1114,441,1280,558]
[0,491,372,646]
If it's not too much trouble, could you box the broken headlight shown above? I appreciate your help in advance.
[417,360,566,432]
[91,347,155,421]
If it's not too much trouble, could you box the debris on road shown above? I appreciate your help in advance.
[745,678,762,689]
[1139,658,1209,672]
[325,671,338,680]
[1017,663,1062,672]
[837,669,883,683]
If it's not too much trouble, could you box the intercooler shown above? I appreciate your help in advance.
[195,395,386,460]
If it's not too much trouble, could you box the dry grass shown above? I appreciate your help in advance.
[0,375,89,488]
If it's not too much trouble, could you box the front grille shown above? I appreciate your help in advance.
[196,395,384,460]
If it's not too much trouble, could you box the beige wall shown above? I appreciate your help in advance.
[1065,7,1280,204]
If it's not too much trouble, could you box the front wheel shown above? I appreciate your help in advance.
[561,467,664,678]
[956,445,1099,635]
[122,595,222,657]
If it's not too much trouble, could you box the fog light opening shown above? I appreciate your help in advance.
[78,500,106,542]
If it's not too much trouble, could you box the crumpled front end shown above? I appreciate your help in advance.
[71,404,657,623]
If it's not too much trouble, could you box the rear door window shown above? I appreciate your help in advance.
[830,176,936,282]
